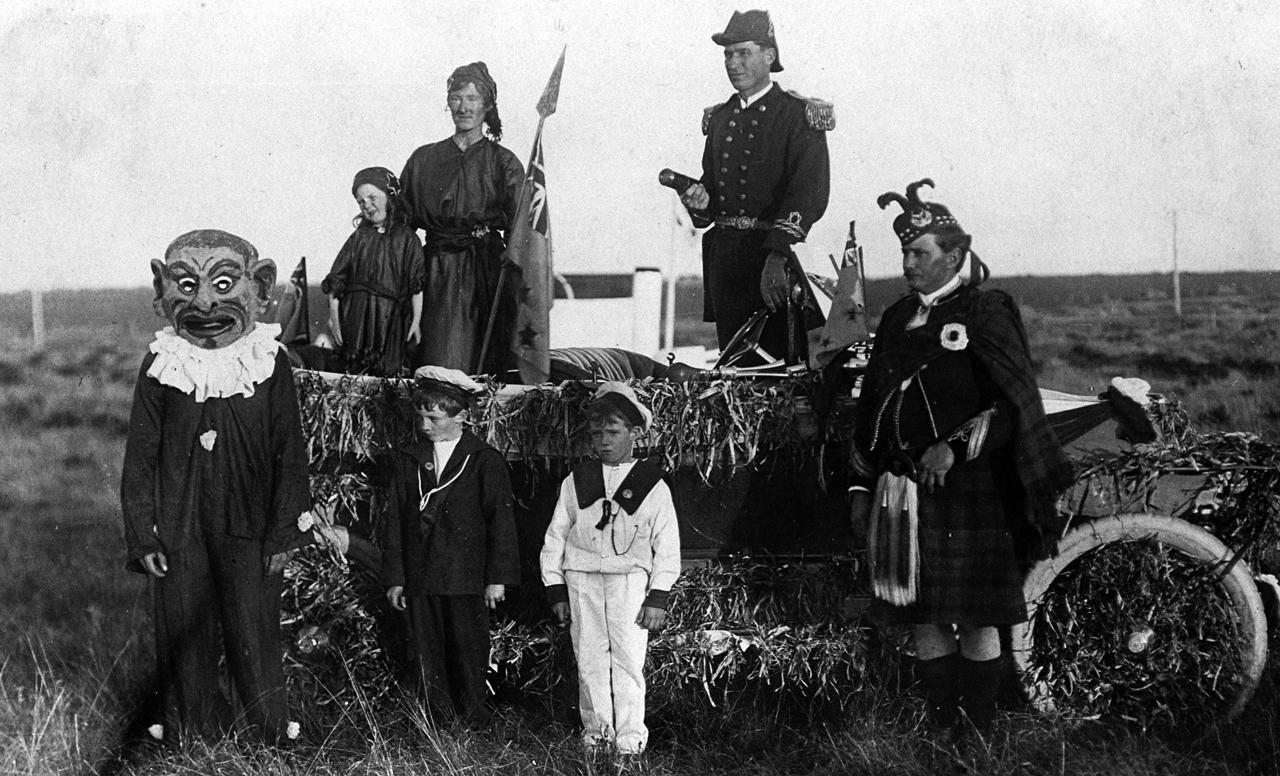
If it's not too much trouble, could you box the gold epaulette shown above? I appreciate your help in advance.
[787,90,835,131]
[702,102,725,135]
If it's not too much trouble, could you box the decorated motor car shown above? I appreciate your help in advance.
[280,339,1279,732]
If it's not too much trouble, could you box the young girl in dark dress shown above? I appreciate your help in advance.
[323,167,425,376]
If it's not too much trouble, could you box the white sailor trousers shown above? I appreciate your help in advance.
[565,569,650,754]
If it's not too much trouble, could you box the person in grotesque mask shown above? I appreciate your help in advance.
[121,229,313,744]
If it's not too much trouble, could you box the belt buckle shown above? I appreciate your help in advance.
[733,216,755,230]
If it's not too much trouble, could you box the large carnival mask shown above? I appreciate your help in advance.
[151,229,276,349]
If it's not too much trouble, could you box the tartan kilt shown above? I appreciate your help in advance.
[870,457,1027,626]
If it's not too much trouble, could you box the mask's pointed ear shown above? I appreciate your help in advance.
[250,258,277,308]
[150,259,168,316]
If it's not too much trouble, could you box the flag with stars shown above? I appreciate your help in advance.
[506,48,565,383]
[275,257,311,346]
[809,220,870,368]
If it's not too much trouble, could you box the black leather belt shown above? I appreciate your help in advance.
[714,215,771,231]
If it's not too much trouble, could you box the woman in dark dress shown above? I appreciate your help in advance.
[400,61,525,375]
[323,167,424,376]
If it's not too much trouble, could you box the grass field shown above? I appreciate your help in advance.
[2,275,1279,774]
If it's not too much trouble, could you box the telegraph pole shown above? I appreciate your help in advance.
[1171,209,1182,320]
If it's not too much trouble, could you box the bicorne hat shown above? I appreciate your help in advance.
[712,9,784,73]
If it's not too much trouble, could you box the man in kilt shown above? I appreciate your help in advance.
[851,180,1073,737]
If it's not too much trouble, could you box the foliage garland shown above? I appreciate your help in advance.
[1068,396,1280,567]
[280,543,397,717]
[282,374,1280,725]
[1026,537,1244,731]
[282,548,889,717]
[294,369,830,481]
[1032,395,1279,728]
[282,369,876,714]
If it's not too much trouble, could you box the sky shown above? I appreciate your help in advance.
[2,0,1278,293]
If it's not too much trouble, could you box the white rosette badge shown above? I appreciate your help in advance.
[940,322,969,351]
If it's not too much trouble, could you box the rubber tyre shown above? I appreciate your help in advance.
[1011,513,1268,721]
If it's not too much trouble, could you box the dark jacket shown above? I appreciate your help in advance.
[692,84,831,351]
[381,430,520,596]
[120,349,312,572]
[854,284,1075,560]
[695,85,831,253]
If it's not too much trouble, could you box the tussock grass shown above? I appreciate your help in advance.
[0,637,146,776]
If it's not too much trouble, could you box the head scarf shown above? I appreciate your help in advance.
[447,62,497,106]
[351,167,400,198]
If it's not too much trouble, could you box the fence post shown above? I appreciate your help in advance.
[631,267,663,358]
[31,288,45,351]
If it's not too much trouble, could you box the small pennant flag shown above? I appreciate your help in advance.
[809,221,870,368]
[275,257,311,346]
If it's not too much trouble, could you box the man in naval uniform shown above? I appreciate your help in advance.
[679,9,832,361]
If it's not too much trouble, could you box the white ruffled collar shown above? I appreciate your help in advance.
[147,323,283,402]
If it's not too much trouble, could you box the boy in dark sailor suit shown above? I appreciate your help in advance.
[678,9,832,361]
[382,365,519,725]
[851,180,1073,739]
[540,383,681,757]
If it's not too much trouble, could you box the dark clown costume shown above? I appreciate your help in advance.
[121,230,312,743]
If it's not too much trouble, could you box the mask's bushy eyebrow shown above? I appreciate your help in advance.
[207,259,245,276]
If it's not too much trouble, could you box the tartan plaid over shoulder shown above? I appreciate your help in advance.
[854,286,1074,561]
[964,288,1075,559]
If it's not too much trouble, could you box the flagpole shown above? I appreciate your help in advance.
[477,117,545,375]
[475,45,565,378]
[663,196,678,352]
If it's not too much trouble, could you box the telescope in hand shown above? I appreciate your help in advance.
[658,168,699,194]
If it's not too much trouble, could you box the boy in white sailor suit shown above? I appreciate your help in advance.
[540,382,682,756]
[382,366,519,725]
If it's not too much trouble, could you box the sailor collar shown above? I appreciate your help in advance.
[146,323,282,402]
[573,458,665,515]
[402,432,484,469]
[404,432,486,518]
